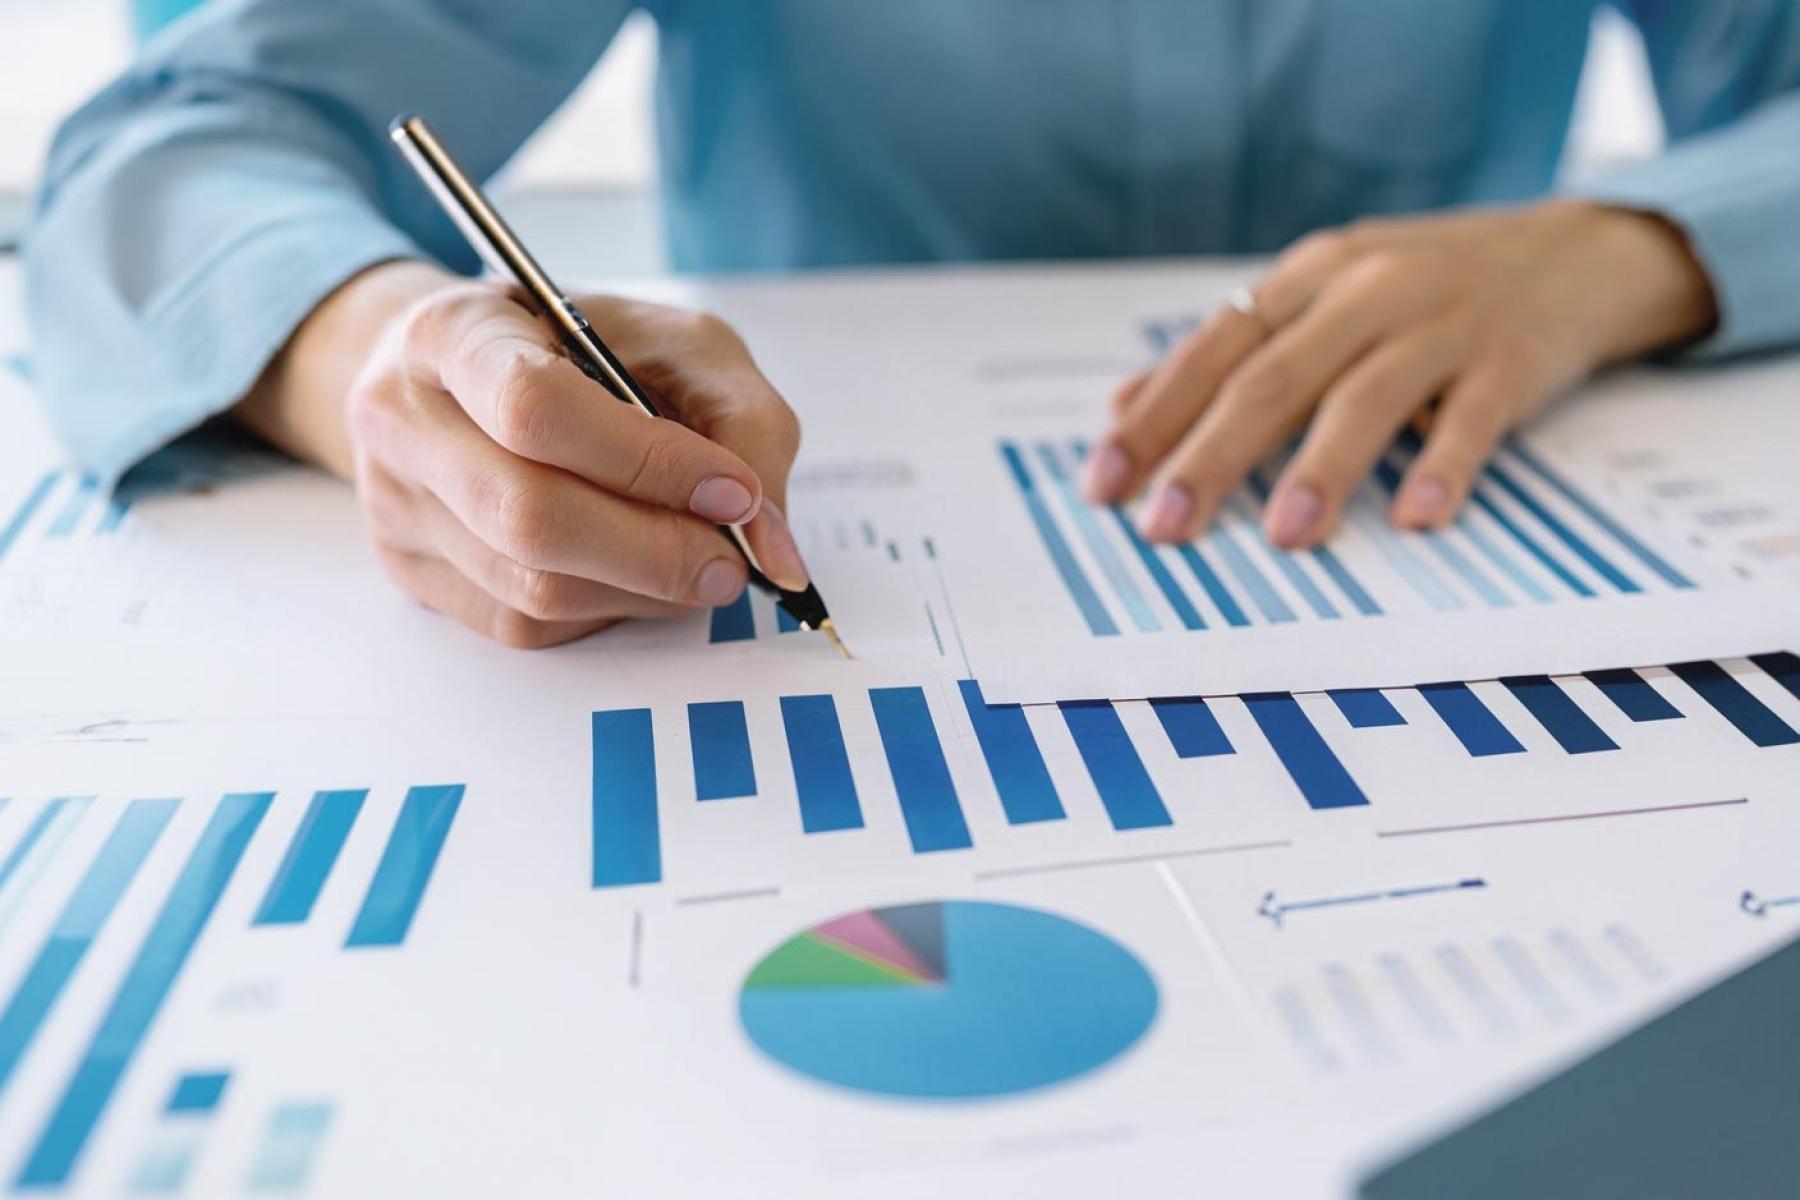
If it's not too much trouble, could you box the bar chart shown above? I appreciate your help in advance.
[589,654,1800,892]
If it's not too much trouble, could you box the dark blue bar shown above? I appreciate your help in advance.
[1417,683,1527,757]
[1500,676,1620,754]
[1583,668,1682,723]
[780,695,864,833]
[1149,697,1235,757]
[869,687,973,853]
[1109,506,1205,629]
[957,680,1064,824]
[1175,544,1251,626]
[0,471,59,562]
[1468,488,1593,598]
[346,785,463,948]
[165,1072,230,1115]
[1668,660,1800,748]
[590,710,661,887]
[252,789,365,926]
[1329,689,1407,729]
[687,702,757,800]
[1057,701,1172,830]
[1242,693,1370,810]
[16,792,269,1189]
[1750,652,1800,704]
[708,591,755,643]
[1485,463,1639,593]
[0,798,177,1099]
[1000,442,1119,636]
[775,605,800,633]
[1506,441,1695,588]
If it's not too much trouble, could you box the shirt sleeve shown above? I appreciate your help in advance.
[22,0,630,483]
[1573,1,1800,359]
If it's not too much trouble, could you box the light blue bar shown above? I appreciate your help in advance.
[1175,544,1251,626]
[1245,470,1375,616]
[869,687,973,853]
[1454,509,1554,603]
[1207,521,1296,623]
[129,1134,195,1194]
[166,1070,230,1114]
[1108,506,1205,629]
[1372,460,1510,608]
[0,471,60,562]
[1468,483,1593,597]
[1230,497,1339,619]
[45,476,100,539]
[16,792,269,1189]
[999,442,1118,636]
[345,785,463,948]
[0,796,83,896]
[253,790,365,926]
[245,1101,333,1193]
[1355,507,1464,612]
[1485,462,1639,593]
[0,799,177,1099]
[1505,441,1694,588]
[590,710,660,887]
[1034,442,1159,632]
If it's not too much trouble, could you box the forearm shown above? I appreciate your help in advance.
[235,260,454,479]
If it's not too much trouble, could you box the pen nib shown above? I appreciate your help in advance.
[819,619,853,660]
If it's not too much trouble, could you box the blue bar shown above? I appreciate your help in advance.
[0,798,177,1098]
[1232,495,1339,619]
[1000,442,1118,636]
[1500,676,1620,754]
[687,701,757,801]
[1329,689,1407,728]
[245,1101,333,1193]
[1242,472,1354,618]
[252,790,365,926]
[1149,697,1235,757]
[16,792,269,1189]
[1057,701,1172,829]
[590,711,661,887]
[1506,441,1694,588]
[1668,660,1800,748]
[869,687,973,853]
[1208,521,1296,622]
[1582,668,1682,722]
[0,471,60,561]
[94,495,133,534]
[345,785,463,947]
[1417,683,1526,757]
[780,695,863,833]
[957,680,1064,824]
[775,605,800,633]
[0,796,86,896]
[1372,460,1509,607]
[1485,462,1639,593]
[1241,693,1371,810]
[1310,543,1384,615]
[1034,443,1159,632]
[1750,652,1800,704]
[1109,507,1205,629]
[45,476,100,539]
[1175,544,1251,626]
[1467,484,1593,597]
[1455,509,1554,603]
[708,591,755,643]
[166,1071,230,1115]
[1359,509,1464,611]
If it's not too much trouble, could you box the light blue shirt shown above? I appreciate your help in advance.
[24,0,1800,482]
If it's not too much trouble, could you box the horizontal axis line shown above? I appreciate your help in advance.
[974,839,1293,881]
[1378,797,1748,839]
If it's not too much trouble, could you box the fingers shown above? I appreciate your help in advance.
[372,542,612,649]
[1083,230,1361,505]
[1262,321,1469,546]
[1135,252,1444,542]
[1393,361,1540,528]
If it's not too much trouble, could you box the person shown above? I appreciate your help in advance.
[24,1,1800,647]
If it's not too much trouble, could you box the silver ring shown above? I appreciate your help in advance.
[1224,286,1270,335]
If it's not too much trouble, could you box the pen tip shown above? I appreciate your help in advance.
[819,620,853,660]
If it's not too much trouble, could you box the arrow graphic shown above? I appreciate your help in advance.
[1258,878,1487,929]
[1740,889,1800,918]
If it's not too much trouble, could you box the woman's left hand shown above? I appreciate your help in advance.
[1082,200,1718,548]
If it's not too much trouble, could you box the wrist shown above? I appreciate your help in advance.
[1552,199,1718,365]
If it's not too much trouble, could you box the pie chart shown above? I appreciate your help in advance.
[738,900,1157,1099]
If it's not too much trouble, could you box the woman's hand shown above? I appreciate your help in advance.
[237,262,806,647]
[1083,200,1718,548]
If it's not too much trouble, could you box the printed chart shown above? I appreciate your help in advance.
[738,901,1158,1099]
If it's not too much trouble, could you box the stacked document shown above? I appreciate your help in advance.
[0,265,1796,1197]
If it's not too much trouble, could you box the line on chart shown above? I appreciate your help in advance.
[1377,797,1747,839]
[973,839,1293,881]
[674,885,782,907]
[1740,889,1800,918]
[1258,878,1486,929]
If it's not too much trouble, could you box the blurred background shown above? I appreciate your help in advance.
[3,0,1665,278]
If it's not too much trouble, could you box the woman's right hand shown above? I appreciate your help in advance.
[237,261,809,647]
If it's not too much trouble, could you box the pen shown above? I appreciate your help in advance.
[388,113,846,656]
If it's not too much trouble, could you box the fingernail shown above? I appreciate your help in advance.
[1083,443,1133,502]
[755,502,810,591]
[695,558,747,606]
[1266,483,1323,547]
[690,476,758,524]
[1137,483,1195,542]
[1398,477,1449,527]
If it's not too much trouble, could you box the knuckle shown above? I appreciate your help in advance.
[513,566,578,622]
[688,309,744,352]
[490,354,558,456]
[492,479,558,566]
[1284,228,1352,271]
[626,431,705,500]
